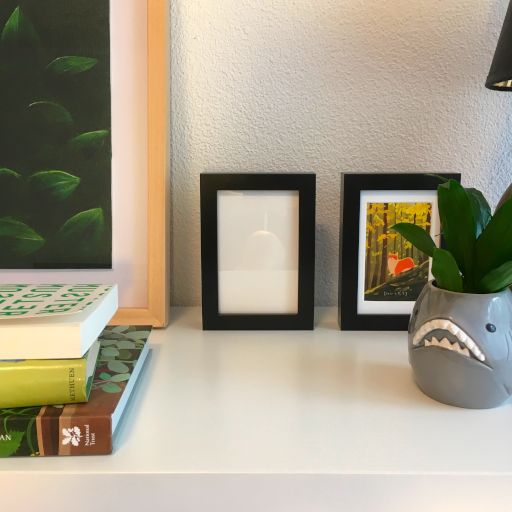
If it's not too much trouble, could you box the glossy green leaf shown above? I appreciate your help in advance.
[479,261,512,293]
[55,208,105,249]
[28,101,73,127]
[99,372,111,381]
[110,373,130,383]
[391,223,436,257]
[466,188,491,239]
[101,382,122,394]
[0,217,45,256]
[0,168,21,180]
[437,180,476,282]
[29,170,80,200]
[474,195,512,281]
[1,7,38,46]
[431,248,463,293]
[107,361,129,374]
[46,56,98,75]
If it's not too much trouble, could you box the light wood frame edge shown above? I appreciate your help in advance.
[111,0,170,327]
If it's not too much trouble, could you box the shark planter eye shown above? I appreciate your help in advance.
[409,282,512,409]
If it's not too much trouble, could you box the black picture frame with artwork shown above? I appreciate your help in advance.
[339,173,461,331]
[201,173,316,330]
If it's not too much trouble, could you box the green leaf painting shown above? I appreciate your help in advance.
[1,7,38,47]
[0,1,111,269]
[54,208,106,258]
[46,56,98,75]
[28,101,73,127]
[0,217,45,255]
[0,168,21,180]
[29,171,81,200]
[70,130,110,156]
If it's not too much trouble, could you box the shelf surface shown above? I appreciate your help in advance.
[2,307,512,475]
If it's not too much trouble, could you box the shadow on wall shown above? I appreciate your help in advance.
[170,0,511,306]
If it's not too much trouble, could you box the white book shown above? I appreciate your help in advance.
[0,284,118,359]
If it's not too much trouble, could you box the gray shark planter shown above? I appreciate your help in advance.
[409,281,512,409]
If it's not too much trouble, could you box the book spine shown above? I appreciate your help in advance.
[0,359,88,408]
[0,407,113,457]
[56,414,113,456]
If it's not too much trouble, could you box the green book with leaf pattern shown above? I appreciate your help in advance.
[0,325,150,457]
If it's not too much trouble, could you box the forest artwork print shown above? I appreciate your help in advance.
[364,202,432,302]
[0,0,111,268]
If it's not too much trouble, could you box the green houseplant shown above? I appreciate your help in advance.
[391,179,512,409]
[392,179,512,295]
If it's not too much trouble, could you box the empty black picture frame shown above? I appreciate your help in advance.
[339,173,461,331]
[201,173,316,330]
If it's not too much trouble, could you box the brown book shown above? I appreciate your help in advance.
[0,325,150,457]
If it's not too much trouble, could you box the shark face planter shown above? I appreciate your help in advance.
[409,281,512,409]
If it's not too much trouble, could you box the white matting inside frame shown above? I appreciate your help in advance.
[217,190,299,315]
[357,190,440,316]
[0,0,148,309]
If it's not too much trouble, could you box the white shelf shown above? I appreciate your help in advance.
[2,308,512,511]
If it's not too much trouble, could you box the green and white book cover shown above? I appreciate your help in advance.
[0,284,112,319]
[0,284,118,360]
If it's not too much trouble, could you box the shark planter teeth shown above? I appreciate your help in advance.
[408,282,512,409]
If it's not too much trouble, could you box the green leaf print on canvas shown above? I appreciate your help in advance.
[29,171,81,200]
[28,101,73,127]
[69,130,109,156]
[55,208,106,252]
[0,168,21,181]
[1,7,38,47]
[46,56,98,75]
[0,217,45,255]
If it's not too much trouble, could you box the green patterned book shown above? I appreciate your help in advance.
[0,325,150,457]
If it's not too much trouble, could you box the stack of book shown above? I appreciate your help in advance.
[0,284,151,457]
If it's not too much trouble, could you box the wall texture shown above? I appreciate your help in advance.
[171,0,512,307]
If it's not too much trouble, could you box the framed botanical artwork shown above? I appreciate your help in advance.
[339,173,461,331]
[0,0,170,327]
[201,173,316,330]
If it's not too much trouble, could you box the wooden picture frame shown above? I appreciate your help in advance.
[0,0,170,328]
[112,0,170,327]
[339,173,460,331]
[201,173,316,330]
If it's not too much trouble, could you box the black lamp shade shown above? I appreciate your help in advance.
[487,1,512,90]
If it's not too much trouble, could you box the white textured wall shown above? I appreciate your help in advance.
[171,0,512,307]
